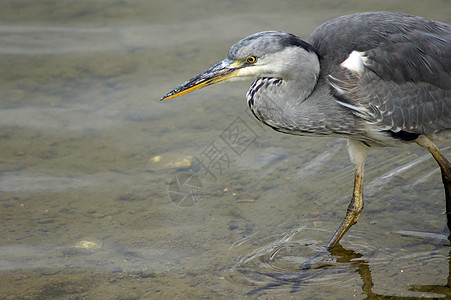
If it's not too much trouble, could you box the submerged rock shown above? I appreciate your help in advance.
[147,154,192,170]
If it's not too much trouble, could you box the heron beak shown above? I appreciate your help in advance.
[161,59,244,101]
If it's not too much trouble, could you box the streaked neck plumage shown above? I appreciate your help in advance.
[246,46,363,138]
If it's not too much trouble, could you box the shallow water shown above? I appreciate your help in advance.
[1,1,451,299]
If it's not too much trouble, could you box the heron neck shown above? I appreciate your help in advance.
[249,77,359,137]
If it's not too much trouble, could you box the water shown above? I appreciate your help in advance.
[1,1,450,299]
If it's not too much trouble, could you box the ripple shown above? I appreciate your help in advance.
[225,226,359,293]
[365,153,431,196]
[365,146,451,197]
[225,218,451,296]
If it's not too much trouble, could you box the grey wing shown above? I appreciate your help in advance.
[310,12,451,135]
[329,69,451,135]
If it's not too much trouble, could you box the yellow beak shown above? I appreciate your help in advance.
[161,59,244,101]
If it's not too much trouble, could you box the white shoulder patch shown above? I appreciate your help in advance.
[340,51,366,74]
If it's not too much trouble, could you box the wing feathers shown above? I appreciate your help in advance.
[322,13,451,136]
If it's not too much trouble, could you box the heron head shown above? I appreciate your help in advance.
[161,31,318,101]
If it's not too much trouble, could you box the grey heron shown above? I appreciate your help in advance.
[161,12,451,262]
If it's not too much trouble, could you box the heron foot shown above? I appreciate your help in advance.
[243,244,360,296]
[299,247,333,269]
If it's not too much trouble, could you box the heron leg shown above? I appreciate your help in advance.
[416,136,451,234]
[325,140,368,249]
[326,157,365,249]
[300,140,368,269]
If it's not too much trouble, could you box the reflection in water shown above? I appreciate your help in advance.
[337,244,451,299]
[246,245,451,298]
[227,226,451,298]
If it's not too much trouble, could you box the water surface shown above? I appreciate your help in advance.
[1,0,451,298]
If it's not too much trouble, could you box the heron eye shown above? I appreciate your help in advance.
[246,56,257,64]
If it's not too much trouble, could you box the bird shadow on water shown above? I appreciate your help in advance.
[226,230,451,298]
